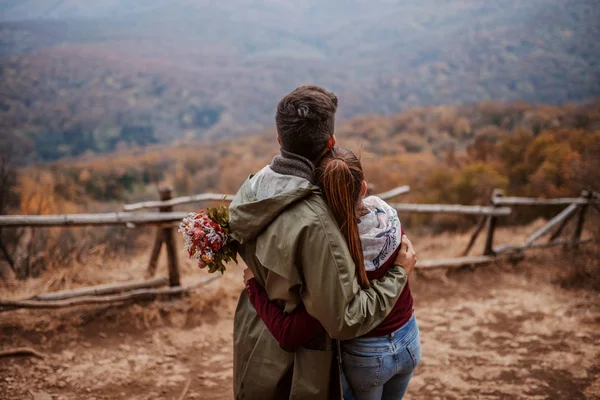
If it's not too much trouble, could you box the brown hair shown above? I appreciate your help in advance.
[276,85,338,163]
[314,148,370,288]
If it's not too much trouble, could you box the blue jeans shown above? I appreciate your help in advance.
[341,315,421,400]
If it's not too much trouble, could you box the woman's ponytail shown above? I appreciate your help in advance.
[316,149,369,289]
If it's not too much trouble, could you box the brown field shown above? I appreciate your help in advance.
[1,223,599,400]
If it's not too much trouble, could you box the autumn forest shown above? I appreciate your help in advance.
[0,1,599,277]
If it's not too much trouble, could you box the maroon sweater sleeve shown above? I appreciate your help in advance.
[246,278,324,352]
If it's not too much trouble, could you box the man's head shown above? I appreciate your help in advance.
[276,85,338,163]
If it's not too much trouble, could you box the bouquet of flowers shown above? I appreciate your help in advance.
[178,205,237,274]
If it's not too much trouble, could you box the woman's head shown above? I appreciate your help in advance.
[315,148,369,288]
[314,148,366,211]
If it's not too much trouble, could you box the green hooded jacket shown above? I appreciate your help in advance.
[229,167,408,399]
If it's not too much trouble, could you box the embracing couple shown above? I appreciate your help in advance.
[228,85,420,400]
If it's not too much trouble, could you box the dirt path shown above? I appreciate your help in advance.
[2,252,600,399]
[0,272,241,400]
[412,275,600,399]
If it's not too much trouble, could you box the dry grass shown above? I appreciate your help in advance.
[0,218,595,335]
[1,217,595,300]
[0,219,598,399]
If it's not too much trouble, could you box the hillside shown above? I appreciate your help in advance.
[12,101,600,210]
[1,0,599,162]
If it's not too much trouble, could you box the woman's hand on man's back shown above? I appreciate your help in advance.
[394,235,417,275]
[243,268,254,283]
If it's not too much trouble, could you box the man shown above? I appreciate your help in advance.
[229,85,417,399]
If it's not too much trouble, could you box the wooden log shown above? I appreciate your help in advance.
[124,186,410,211]
[462,187,499,256]
[549,206,578,242]
[375,185,410,200]
[523,203,579,246]
[123,193,233,212]
[492,196,591,206]
[0,347,46,359]
[25,277,168,301]
[461,216,487,256]
[483,189,504,256]
[147,230,164,278]
[483,215,497,255]
[417,256,495,270]
[389,202,511,216]
[572,191,591,248]
[164,231,181,287]
[0,212,189,227]
[527,237,592,250]
[0,276,220,310]
[0,203,512,228]
[495,237,593,254]
[146,187,172,277]
[160,187,181,287]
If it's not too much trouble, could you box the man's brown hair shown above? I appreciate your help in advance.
[276,85,338,163]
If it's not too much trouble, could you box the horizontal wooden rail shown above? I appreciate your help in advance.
[389,203,511,216]
[374,185,410,200]
[124,185,411,211]
[417,256,495,269]
[0,203,512,228]
[124,193,233,211]
[25,277,167,301]
[0,212,189,227]
[0,276,220,311]
[492,196,591,206]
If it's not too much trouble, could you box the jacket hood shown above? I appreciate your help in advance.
[229,166,320,243]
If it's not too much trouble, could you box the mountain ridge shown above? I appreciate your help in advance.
[1,0,598,163]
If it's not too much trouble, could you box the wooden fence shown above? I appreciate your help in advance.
[0,185,596,311]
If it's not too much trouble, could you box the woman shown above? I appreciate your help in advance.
[243,148,421,400]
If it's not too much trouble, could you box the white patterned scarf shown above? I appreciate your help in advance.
[358,196,403,272]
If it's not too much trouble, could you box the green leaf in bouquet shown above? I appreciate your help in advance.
[206,205,231,230]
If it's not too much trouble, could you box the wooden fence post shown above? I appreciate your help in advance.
[158,186,181,287]
[462,189,501,256]
[146,188,171,277]
[571,190,591,248]
[483,189,504,256]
